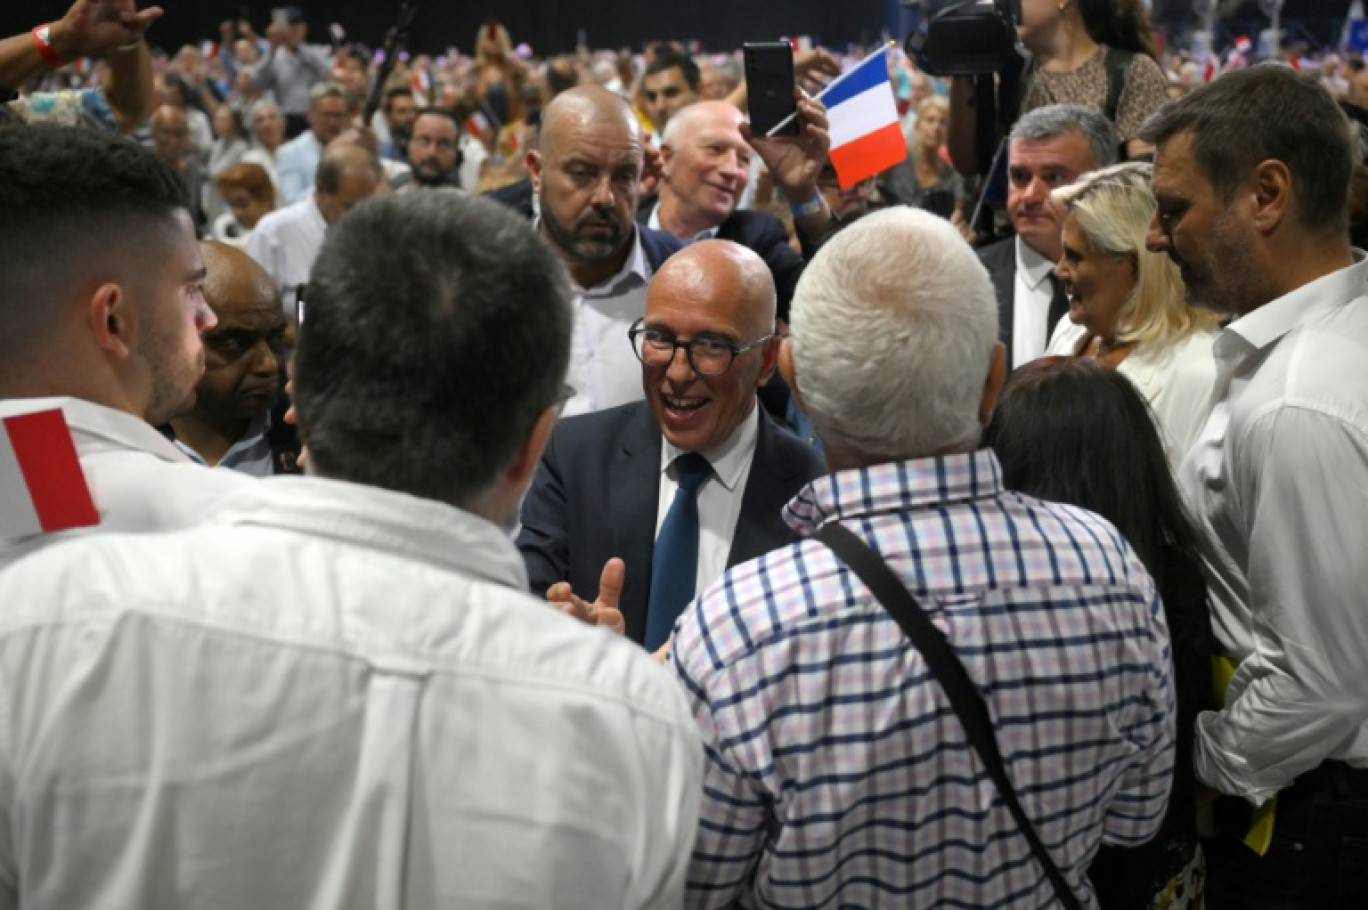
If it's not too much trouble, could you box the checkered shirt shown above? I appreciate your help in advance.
[669,449,1176,909]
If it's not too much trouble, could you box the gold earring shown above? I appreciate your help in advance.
[1058,1,1068,13]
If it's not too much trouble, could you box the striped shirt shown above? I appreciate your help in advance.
[669,449,1175,909]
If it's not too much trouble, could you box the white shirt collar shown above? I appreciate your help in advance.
[660,403,760,493]
[1220,253,1368,363]
[1015,236,1056,290]
[0,396,191,464]
[646,200,720,242]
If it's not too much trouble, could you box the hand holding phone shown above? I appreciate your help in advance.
[744,42,799,138]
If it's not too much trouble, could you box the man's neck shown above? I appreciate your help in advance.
[170,410,254,467]
[656,190,716,240]
[1240,234,1356,316]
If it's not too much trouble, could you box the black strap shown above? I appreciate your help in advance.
[815,522,1084,910]
[1102,47,1135,127]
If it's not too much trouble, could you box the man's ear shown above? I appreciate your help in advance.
[1249,158,1293,235]
[978,342,1007,427]
[777,337,808,415]
[88,282,137,361]
[526,149,543,194]
[659,141,675,174]
[505,403,557,491]
[755,332,781,387]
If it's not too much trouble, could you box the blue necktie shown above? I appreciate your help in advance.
[644,452,712,651]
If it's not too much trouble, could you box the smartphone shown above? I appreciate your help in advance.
[271,7,290,26]
[744,42,799,138]
[294,285,306,326]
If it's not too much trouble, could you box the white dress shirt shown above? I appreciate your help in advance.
[1011,237,1059,369]
[245,194,326,307]
[273,129,322,206]
[0,476,702,909]
[560,227,654,418]
[0,397,252,569]
[1047,322,1219,471]
[656,405,760,593]
[1180,255,1368,804]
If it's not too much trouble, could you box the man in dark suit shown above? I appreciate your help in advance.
[517,240,825,648]
[639,100,835,323]
[976,104,1115,369]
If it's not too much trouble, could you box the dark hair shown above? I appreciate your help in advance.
[215,105,247,141]
[645,52,700,91]
[413,106,460,129]
[0,127,187,356]
[984,359,1211,659]
[294,191,573,508]
[545,56,581,98]
[1139,65,1353,232]
[1078,0,1158,59]
[383,85,414,108]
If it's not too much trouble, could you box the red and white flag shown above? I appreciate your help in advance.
[0,410,98,540]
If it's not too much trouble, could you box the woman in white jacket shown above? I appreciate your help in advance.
[1046,161,1221,470]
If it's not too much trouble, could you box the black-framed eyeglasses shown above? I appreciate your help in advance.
[628,318,774,377]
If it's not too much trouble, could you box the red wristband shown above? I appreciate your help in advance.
[31,24,69,68]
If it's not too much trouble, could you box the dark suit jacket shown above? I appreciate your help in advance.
[486,178,686,272]
[978,236,1017,357]
[635,203,806,323]
[517,400,826,644]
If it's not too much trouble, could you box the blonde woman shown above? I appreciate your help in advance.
[1045,161,1220,468]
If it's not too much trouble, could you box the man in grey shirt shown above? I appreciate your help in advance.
[251,6,331,138]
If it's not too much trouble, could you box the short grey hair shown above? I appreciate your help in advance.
[789,207,999,460]
[309,81,346,104]
[1011,103,1117,169]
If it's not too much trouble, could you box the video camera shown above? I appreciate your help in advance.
[902,0,1026,76]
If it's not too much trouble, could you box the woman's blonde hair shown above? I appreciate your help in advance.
[1052,161,1218,348]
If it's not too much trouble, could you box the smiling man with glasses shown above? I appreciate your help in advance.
[517,239,824,649]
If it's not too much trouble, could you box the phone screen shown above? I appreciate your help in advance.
[744,42,798,138]
[271,7,290,26]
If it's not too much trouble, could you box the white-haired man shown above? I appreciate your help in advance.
[668,207,1177,908]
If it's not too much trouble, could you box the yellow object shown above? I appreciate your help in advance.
[1212,655,1276,856]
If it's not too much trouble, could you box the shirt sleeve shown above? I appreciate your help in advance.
[669,607,769,910]
[274,145,311,207]
[1101,584,1179,846]
[1194,404,1368,804]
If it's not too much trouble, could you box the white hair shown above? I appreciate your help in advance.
[790,207,998,459]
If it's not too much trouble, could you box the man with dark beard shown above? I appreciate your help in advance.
[1144,65,1368,908]
[527,85,684,416]
[405,107,463,190]
[0,126,251,567]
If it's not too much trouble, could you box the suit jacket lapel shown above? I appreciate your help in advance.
[610,403,661,642]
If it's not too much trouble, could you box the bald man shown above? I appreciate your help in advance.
[517,240,825,648]
[170,242,297,475]
[246,139,381,303]
[487,85,686,416]
[644,100,820,323]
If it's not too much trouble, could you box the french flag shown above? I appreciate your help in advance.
[821,45,907,190]
[0,410,98,540]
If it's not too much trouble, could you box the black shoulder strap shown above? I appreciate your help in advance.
[1102,47,1136,127]
[815,522,1084,910]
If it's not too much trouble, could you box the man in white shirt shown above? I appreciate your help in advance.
[1144,65,1368,908]
[976,104,1116,369]
[526,85,686,416]
[0,126,250,568]
[272,80,348,205]
[250,6,332,139]
[0,190,702,909]
[247,140,380,304]
[517,240,825,648]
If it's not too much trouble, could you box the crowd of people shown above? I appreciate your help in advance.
[2,1,1367,908]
